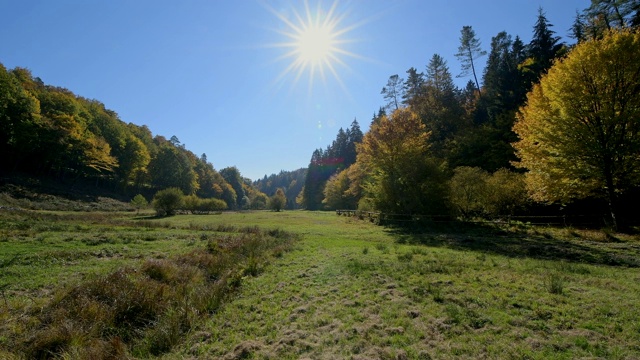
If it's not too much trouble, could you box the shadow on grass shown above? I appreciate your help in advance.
[387,221,640,267]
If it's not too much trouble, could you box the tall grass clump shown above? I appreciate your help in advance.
[545,272,565,295]
[9,225,299,359]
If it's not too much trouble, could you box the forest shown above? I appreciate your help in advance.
[1,1,640,229]
[0,63,287,211]
[298,1,640,231]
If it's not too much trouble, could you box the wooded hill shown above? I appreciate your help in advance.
[298,2,640,230]
[0,64,275,210]
[2,1,640,228]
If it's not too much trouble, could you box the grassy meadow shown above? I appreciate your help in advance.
[0,209,639,359]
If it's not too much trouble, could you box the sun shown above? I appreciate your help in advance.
[295,22,336,66]
[267,0,361,91]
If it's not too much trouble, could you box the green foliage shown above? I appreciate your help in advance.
[220,167,245,209]
[381,74,404,112]
[149,145,198,195]
[130,194,148,211]
[0,64,267,211]
[182,194,227,214]
[358,108,448,215]
[249,192,268,210]
[269,188,287,212]
[302,120,364,210]
[254,168,306,210]
[455,25,486,92]
[449,167,527,219]
[449,167,490,219]
[484,169,527,217]
[322,164,362,210]
[574,0,640,41]
[153,187,184,216]
[513,30,640,228]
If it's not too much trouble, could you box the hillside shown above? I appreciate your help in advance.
[0,174,133,212]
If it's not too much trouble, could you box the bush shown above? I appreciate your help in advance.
[130,194,149,213]
[269,189,286,212]
[449,167,489,219]
[484,169,528,217]
[449,167,528,219]
[182,194,201,214]
[198,198,227,212]
[182,195,226,214]
[152,188,184,216]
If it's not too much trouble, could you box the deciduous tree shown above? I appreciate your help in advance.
[513,30,640,229]
[269,188,287,212]
[357,108,447,215]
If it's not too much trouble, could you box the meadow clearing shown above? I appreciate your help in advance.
[1,209,639,359]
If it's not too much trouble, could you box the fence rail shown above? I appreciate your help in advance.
[336,210,618,228]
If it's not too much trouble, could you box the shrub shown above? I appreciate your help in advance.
[269,189,286,212]
[546,272,565,295]
[449,166,489,219]
[198,198,227,213]
[449,167,528,219]
[182,194,201,214]
[152,188,184,216]
[484,169,528,217]
[130,194,149,213]
[181,195,226,214]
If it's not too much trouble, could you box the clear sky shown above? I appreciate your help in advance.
[0,0,587,181]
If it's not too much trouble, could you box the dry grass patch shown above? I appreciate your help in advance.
[0,210,298,359]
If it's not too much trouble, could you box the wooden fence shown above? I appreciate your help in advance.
[335,210,620,228]
[335,210,453,226]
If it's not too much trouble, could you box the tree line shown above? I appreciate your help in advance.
[0,66,276,210]
[298,1,640,230]
[253,168,306,210]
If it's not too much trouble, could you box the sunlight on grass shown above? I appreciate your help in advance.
[1,210,639,359]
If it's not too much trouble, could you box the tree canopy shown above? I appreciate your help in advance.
[513,29,640,229]
[0,64,267,210]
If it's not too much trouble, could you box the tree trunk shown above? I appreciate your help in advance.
[604,161,619,231]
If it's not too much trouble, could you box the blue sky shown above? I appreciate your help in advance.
[1,0,587,180]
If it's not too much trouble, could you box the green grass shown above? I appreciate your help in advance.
[1,209,640,359]
[0,209,298,358]
[160,211,640,359]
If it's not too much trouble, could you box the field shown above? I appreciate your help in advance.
[1,209,639,359]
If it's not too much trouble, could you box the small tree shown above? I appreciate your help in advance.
[182,194,201,214]
[449,167,490,219]
[130,194,148,213]
[269,189,287,212]
[152,187,184,216]
[484,169,528,218]
[251,193,269,210]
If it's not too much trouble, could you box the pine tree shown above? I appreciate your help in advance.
[302,149,326,210]
[524,8,564,83]
[380,74,404,112]
[344,119,363,167]
[455,26,486,94]
[402,67,425,106]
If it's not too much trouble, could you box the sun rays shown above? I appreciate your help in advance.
[266,0,363,93]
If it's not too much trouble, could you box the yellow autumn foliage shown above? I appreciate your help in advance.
[513,30,640,209]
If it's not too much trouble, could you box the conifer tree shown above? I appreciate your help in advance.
[455,26,486,94]
[380,74,404,112]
